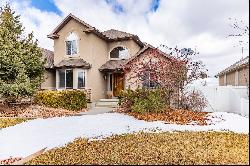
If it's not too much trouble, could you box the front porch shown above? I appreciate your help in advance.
[99,59,128,99]
[104,72,125,98]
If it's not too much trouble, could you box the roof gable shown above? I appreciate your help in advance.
[126,44,172,66]
[47,14,144,47]
[47,14,106,40]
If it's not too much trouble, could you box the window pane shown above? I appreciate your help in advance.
[72,40,77,54]
[78,70,85,88]
[110,47,128,59]
[66,41,72,55]
[142,71,150,88]
[59,69,65,88]
[66,69,73,89]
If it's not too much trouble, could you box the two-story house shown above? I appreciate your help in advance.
[41,14,171,102]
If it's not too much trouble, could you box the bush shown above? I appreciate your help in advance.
[118,88,169,113]
[180,90,208,112]
[34,90,87,111]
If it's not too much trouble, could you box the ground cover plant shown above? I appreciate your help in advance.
[26,132,249,165]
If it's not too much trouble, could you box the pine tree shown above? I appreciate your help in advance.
[0,4,45,103]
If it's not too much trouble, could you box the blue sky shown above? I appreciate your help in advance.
[30,0,160,15]
[30,0,62,15]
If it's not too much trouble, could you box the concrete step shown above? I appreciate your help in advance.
[99,99,119,102]
[95,99,119,108]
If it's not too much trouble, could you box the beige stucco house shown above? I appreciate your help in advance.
[216,56,249,86]
[41,14,171,102]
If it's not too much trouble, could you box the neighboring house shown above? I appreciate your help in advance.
[216,56,249,86]
[41,14,172,102]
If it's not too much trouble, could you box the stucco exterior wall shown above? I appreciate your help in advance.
[41,69,56,90]
[51,18,142,102]
[238,67,249,86]
[53,19,109,101]
[226,72,235,86]
[108,40,141,59]
[219,76,224,86]
[218,66,249,87]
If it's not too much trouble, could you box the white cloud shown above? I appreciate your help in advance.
[2,0,249,76]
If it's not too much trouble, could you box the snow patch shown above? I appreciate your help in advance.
[0,112,248,159]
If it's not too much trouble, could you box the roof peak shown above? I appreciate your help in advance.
[48,13,144,47]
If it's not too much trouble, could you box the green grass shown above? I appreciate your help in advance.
[0,118,28,129]
[27,132,249,165]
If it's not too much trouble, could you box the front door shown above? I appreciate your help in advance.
[113,73,124,97]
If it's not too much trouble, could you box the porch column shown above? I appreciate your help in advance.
[73,68,78,89]
[56,69,59,89]
[107,73,111,91]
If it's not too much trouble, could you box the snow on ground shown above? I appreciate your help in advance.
[0,112,248,159]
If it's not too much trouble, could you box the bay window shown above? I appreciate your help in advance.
[58,69,86,89]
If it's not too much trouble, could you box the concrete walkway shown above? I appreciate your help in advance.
[78,107,115,115]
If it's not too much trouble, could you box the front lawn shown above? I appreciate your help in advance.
[0,118,27,129]
[26,132,249,165]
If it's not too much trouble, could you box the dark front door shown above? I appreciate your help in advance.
[113,73,124,97]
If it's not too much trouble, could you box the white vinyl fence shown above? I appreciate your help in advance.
[187,85,249,117]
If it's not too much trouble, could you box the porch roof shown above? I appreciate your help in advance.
[55,58,91,69]
[99,59,128,72]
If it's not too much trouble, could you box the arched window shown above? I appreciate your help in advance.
[66,32,78,56]
[110,47,129,59]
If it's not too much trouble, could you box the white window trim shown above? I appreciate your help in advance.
[65,32,79,57]
[57,68,87,90]
[77,69,87,89]
[57,69,73,90]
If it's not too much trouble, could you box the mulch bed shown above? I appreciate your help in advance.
[116,107,210,125]
[0,104,87,119]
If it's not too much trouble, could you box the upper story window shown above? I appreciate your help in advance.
[110,46,129,60]
[66,32,78,56]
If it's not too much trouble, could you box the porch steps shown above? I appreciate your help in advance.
[95,99,119,108]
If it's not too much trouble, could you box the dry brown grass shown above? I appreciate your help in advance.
[0,104,84,119]
[0,118,27,129]
[27,132,249,165]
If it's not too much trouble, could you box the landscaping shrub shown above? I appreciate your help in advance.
[180,90,208,112]
[34,90,87,111]
[118,88,169,113]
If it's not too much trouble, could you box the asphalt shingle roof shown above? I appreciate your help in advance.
[41,48,54,68]
[54,59,91,69]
